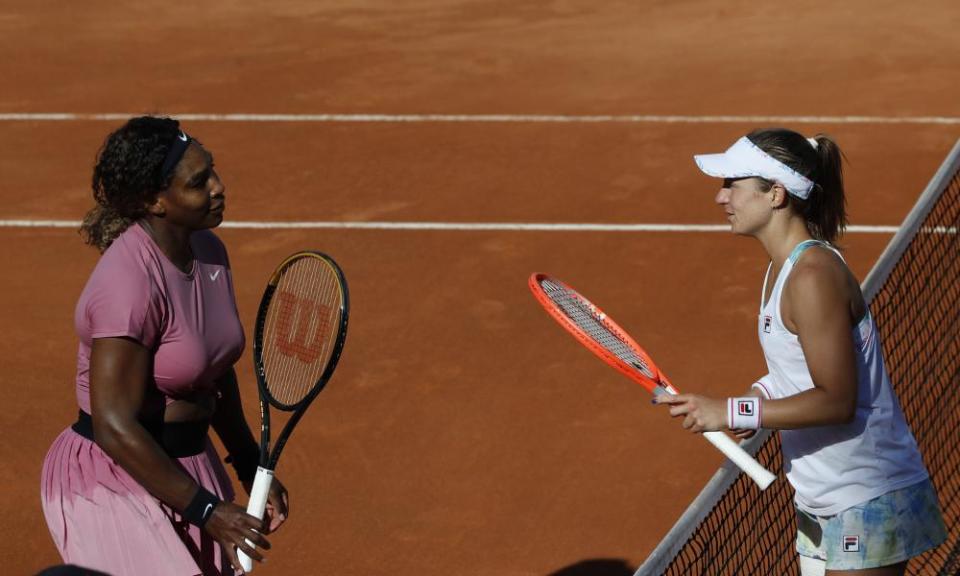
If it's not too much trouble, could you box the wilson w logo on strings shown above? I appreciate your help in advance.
[274,290,332,363]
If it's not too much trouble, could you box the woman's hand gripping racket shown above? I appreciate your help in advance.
[238,251,350,572]
[528,273,775,490]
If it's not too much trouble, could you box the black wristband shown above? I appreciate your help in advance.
[225,449,260,483]
[182,486,220,528]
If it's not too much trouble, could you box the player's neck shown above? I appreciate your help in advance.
[757,219,812,269]
[139,218,195,273]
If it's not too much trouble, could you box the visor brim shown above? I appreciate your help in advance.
[693,153,758,179]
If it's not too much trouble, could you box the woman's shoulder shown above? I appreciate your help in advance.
[786,244,859,308]
[77,226,168,345]
[794,243,846,274]
[87,225,160,290]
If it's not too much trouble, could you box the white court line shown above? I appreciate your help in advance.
[0,113,959,125]
[0,219,902,233]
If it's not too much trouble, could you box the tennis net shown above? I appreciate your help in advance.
[635,138,960,576]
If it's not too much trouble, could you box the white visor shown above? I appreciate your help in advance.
[694,136,815,199]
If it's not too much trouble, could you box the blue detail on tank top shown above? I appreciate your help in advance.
[788,239,828,264]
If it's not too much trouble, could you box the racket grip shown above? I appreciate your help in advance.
[702,431,776,490]
[238,466,274,573]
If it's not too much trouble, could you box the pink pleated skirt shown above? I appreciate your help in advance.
[41,427,238,576]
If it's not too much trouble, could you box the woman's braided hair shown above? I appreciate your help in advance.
[80,116,182,252]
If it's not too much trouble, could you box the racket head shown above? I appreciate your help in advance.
[253,251,349,412]
[528,273,679,396]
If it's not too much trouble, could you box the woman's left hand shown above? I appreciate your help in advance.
[264,477,289,533]
[243,476,289,534]
[653,394,727,433]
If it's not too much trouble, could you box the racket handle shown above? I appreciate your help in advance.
[238,466,274,573]
[702,431,776,490]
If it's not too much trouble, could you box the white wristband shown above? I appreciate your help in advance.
[728,397,762,429]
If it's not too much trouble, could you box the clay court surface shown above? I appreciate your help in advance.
[2,2,959,574]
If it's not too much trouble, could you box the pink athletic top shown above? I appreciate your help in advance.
[73,223,245,413]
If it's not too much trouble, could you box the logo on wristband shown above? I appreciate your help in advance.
[728,397,761,429]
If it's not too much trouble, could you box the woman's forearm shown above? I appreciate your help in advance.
[211,368,260,466]
[93,415,199,510]
[757,386,854,429]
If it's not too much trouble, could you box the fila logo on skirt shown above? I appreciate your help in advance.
[843,535,860,552]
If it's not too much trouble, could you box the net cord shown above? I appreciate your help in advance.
[634,138,960,576]
[862,139,960,303]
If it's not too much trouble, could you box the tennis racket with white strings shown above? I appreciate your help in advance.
[238,251,350,572]
[529,273,775,490]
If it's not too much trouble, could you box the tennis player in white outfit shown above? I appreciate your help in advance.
[654,128,946,576]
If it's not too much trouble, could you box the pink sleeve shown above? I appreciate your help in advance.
[81,256,165,349]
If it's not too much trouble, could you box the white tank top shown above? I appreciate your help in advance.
[757,240,928,515]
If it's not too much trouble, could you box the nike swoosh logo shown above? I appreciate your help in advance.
[203,503,214,519]
[178,131,188,141]
[209,270,221,281]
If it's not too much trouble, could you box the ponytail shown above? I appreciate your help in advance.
[802,135,847,244]
[79,204,134,253]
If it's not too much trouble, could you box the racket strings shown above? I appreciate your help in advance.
[540,279,656,379]
[261,257,343,407]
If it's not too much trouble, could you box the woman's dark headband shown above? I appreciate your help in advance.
[160,130,192,179]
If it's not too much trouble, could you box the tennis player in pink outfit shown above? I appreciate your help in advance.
[41,116,289,575]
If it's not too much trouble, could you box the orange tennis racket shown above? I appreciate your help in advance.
[529,273,775,490]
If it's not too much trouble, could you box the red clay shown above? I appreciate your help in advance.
[1,2,958,575]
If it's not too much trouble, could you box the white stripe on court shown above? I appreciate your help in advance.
[0,113,959,125]
[0,219,902,233]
